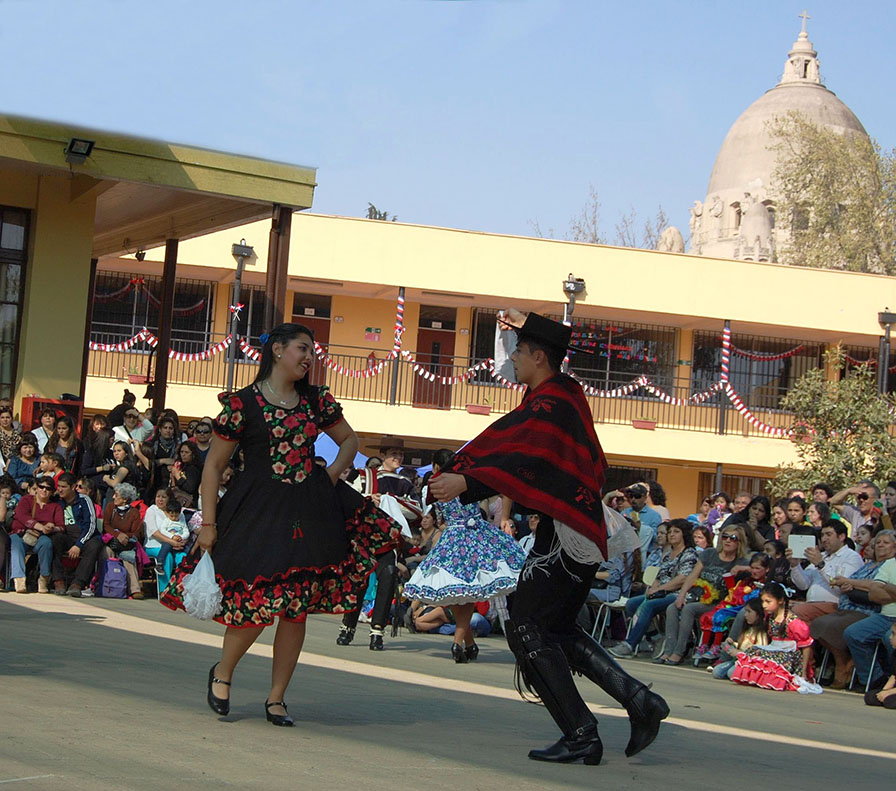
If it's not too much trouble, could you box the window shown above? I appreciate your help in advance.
[692,331,823,409]
[0,207,29,400]
[605,466,657,497]
[697,472,770,508]
[292,292,331,318]
[90,271,215,352]
[419,305,456,330]
[564,317,677,391]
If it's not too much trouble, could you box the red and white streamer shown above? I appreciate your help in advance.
[88,328,150,352]
[239,338,262,361]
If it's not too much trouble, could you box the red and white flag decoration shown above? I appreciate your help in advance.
[239,338,262,361]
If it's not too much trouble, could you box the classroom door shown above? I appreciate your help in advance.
[412,328,456,409]
[292,314,330,386]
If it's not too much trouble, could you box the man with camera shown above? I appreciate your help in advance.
[621,483,662,560]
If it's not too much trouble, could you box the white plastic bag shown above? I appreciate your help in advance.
[377,493,414,539]
[181,552,223,621]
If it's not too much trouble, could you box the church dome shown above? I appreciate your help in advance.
[689,19,868,260]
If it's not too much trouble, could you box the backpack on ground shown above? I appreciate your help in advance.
[97,558,127,599]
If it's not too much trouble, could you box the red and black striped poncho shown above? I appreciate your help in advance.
[444,373,608,556]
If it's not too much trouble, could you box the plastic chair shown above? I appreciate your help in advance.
[849,641,883,693]
[588,597,630,644]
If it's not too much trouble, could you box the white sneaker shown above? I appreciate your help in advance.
[80,589,95,598]
[609,642,633,658]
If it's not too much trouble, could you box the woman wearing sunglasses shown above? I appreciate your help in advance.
[9,476,63,593]
[657,525,751,665]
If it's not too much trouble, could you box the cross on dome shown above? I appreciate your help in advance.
[799,9,810,34]
[779,14,821,85]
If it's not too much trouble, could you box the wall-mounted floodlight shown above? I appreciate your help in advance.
[64,138,95,165]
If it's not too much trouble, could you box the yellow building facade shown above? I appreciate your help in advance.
[84,213,896,518]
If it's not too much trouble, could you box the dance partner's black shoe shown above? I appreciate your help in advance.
[623,685,670,757]
[451,642,468,663]
[369,631,384,651]
[265,700,294,727]
[464,643,479,661]
[207,663,231,716]
[336,626,355,646]
[528,725,603,765]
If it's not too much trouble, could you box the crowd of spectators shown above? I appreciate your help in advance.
[1,389,894,705]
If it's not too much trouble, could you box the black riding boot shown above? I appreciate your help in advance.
[560,626,669,757]
[505,620,603,765]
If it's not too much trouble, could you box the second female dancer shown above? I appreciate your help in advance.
[162,323,401,725]
[404,448,526,662]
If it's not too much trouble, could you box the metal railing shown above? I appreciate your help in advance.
[86,339,794,438]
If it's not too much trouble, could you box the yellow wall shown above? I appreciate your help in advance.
[2,171,97,407]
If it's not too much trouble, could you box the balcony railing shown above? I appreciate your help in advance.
[86,335,794,439]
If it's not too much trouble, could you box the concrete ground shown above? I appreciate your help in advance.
[0,593,892,791]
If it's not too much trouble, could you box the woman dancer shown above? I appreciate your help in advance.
[162,324,400,725]
[405,451,526,662]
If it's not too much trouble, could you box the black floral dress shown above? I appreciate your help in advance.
[161,384,400,627]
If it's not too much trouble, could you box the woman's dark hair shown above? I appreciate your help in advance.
[647,480,666,507]
[39,407,57,422]
[743,597,765,623]
[749,552,771,569]
[712,491,731,507]
[0,474,19,494]
[665,518,695,549]
[16,436,37,455]
[176,441,201,467]
[432,448,454,471]
[0,405,12,417]
[787,496,808,514]
[762,581,790,614]
[809,501,831,523]
[112,440,135,462]
[812,482,834,498]
[254,323,318,406]
[47,416,83,458]
[692,524,713,546]
[763,539,786,557]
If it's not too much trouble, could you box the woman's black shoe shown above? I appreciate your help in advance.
[207,663,231,716]
[265,700,294,727]
[451,642,468,663]
[336,626,355,646]
[465,643,479,661]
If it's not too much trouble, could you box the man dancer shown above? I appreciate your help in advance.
[338,441,421,650]
[430,310,668,765]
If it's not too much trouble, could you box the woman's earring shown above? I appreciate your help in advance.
[277,354,282,359]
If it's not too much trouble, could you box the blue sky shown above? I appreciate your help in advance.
[2,0,892,243]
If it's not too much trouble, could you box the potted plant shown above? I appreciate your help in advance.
[631,417,657,430]
[127,366,148,385]
[466,397,492,416]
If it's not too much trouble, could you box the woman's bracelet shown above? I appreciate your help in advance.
[201,522,216,527]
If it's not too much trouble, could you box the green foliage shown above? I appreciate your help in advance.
[771,348,896,496]
[769,112,896,275]
[366,203,398,222]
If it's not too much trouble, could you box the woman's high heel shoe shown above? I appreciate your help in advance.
[465,643,479,661]
[451,642,468,663]
[265,700,295,727]
[207,663,231,716]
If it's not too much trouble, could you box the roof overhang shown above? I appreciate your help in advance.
[0,114,317,257]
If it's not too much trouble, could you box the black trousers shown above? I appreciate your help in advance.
[50,533,103,588]
[342,550,399,630]
[511,517,599,635]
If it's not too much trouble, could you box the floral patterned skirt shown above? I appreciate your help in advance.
[404,503,526,605]
[160,467,400,627]
[730,642,807,691]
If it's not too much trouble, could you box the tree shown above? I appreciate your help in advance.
[530,184,667,249]
[769,112,896,275]
[770,348,896,496]
[366,203,398,221]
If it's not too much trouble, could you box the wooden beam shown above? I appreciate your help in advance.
[264,206,292,329]
[78,258,99,405]
[152,239,179,411]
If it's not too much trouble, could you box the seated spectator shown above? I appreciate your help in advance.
[45,416,83,475]
[788,520,864,623]
[645,521,668,568]
[694,553,770,662]
[81,418,115,501]
[147,496,190,577]
[37,452,65,483]
[811,530,894,688]
[807,501,833,533]
[30,407,57,453]
[102,482,145,599]
[687,495,713,526]
[763,539,793,587]
[191,418,214,463]
[837,531,896,688]
[854,523,876,561]
[622,483,662,560]
[602,490,626,513]
[101,441,140,505]
[658,525,752,664]
[150,416,180,477]
[0,405,22,471]
[518,513,540,555]
[692,524,714,552]
[706,491,732,533]
[811,483,834,503]
[50,472,103,597]
[76,476,103,520]
[0,397,22,431]
[728,495,775,551]
[0,474,20,529]
[112,406,154,444]
[106,389,137,431]
[730,582,814,690]
[830,481,880,536]
[709,598,768,679]
[7,436,40,485]
[405,507,443,573]
[132,441,158,502]
[883,482,896,532]
[10,476,62,593]
[609,519,698,658]
[864,624,896,709]
[646,481,671,521]
[781,497,817,545]
[169,441,202,507]
[771,498,789,540]
[587,545,640,605]
[157,409,187,442]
